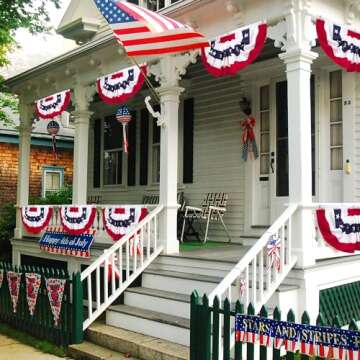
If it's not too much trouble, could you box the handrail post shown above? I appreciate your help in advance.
[72,272,84,344]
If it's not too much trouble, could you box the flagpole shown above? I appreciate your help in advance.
[128,56,161,104]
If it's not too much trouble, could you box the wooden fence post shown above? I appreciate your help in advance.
[259,306,268,360]
[212,296,220,360]
[72,272,84,344]
[235,301,243,360]
[201,294,211,360]
[247,303,255,360]
[272,307,281,360]
[190,291,200,360]
[301,311,310,360]
[223,297,231,360]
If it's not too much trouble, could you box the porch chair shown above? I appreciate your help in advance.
[180,192,232,243]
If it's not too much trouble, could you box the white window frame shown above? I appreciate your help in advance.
[42,166,64,198]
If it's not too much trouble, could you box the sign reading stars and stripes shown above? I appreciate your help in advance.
[235,314,360,359]
[93,0,208,56]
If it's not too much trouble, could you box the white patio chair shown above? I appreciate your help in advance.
[180,192,231,243]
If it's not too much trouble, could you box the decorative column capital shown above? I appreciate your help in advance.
[149,52,198,88]
[73,84,97,113]
[72,110,93,125]
[279,49,319,71]
[157,86,184,99]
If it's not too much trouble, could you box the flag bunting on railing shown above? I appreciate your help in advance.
[46,278,66,326]
[316,19,360,72]
[60,206,97,236]
[0,270,3,289]
[266,234,281,272]
[103,253,122,282]
[236,314,360,359]
[316,207,360,253]
[97,64,147,105]
[21,206,53,234]
[35,90,71,119]
[201,22,267,77]
[7,271,21,313]
[25,273,41,316]
[93,0,208,57]
[102,206,148,241]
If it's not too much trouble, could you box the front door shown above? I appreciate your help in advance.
[251,78,315,225]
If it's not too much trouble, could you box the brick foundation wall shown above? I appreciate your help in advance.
[0,143,73,206]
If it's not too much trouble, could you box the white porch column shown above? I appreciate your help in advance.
[279,49,318,267]
[14,100,32,239]
[150,54,196,254]
[72,86,94,205]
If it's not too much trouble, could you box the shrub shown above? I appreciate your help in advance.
[0,202,16,260]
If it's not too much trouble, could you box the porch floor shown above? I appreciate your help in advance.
[177,241,251,262]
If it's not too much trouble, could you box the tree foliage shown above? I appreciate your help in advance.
[0,0,61,66]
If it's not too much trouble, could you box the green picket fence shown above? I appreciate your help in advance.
[190,291,360,360]
[0,262,83,346]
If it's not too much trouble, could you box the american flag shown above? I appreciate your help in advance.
[94,0,208,56]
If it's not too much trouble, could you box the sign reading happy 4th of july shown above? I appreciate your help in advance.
[39,226,95,258]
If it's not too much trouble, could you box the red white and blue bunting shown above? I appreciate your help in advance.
[46,278,66,326]
[21,206,53,234]
[60,206,96,236]
[25,273,41,316]
[316,207,360,253]
[7,271,21,313]
[316,19,360,72]
[97,64,147,105]
[201,22,267,77]
[267,234,281,272]
[35,90,71,120]
[102,206,148,241]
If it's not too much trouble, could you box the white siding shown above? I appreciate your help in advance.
[354,73,360,200]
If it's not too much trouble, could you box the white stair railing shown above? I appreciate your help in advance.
[81,205,164,330]
[208,204,298,312]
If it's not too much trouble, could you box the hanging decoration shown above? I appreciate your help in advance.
[116,106,132,154]
[35,90,71,120]
[103,254,121,282]
[21,206,54,234]
[25,273,42,316]
[40,226,95,258]
[201,22,267,77]
[102,206,148,242]
[240,98,259,161]
[239,278,246,299]
[316,19,360,72]
[47,120,60,160]
[46,278,66,326]
[316,207,360,253]
[60,206,96,236]
[97,64,147,105]
[266,234,281,272]
[7,271,21,313]
[0,270,3,289]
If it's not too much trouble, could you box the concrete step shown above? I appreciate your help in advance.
[106,304,190,346]
[125,287,190,318]
[69,341,139,360]
[87,322,189,360]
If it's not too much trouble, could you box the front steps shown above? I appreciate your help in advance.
[104,253,299,347]
[69,322,189,360]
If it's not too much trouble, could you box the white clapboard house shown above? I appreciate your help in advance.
[5,0,360,357]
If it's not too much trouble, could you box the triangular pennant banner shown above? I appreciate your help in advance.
[7,271,21,313]
[25,273,42,316]
[46,278,66,326]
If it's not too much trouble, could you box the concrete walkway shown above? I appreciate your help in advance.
[0,334,67,360]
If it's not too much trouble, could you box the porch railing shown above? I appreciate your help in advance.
[208,204,298,312]
[81,204,164,330]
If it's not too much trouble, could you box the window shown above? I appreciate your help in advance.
[103,116,123,185]
[329,70,343,170]
[42,166,64,197]
[145,0,181,10]
[152,119,161,183]
[259,85,270,177]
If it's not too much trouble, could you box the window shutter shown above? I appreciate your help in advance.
[93,119,101,188]
[127,111,137,186]
[140,109,149,185]
[183,98,194,184]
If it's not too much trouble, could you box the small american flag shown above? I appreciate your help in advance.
[116,106,132,153]
[94,0,208,56]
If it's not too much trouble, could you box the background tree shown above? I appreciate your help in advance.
[0,0,61,125]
